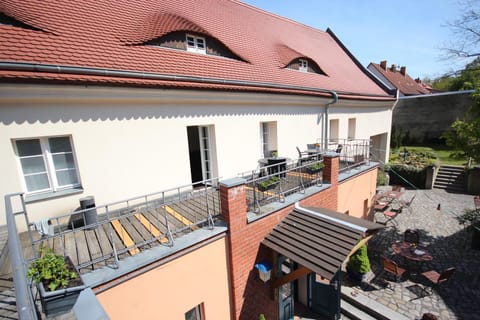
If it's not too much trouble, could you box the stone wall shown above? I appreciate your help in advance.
[392,91,473,145]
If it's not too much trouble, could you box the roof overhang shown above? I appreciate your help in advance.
[262,204,384,281]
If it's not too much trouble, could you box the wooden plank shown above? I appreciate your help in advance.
[94,225,114,258]
[110,219,140,255]
[127,214,154,243]
[101,223,125,255]
[73,230,90,267]
[84,229,103,263]
[134,213,169,243]
[62,232,78,266]
[165,205,198,230]
[144,209,168,232]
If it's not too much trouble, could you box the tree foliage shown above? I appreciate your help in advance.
[431,57,480,91]
[443,89,480,163]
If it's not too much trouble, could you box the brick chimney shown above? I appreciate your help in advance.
[400,66,406,76]
[380,60,387,70]
[390,64,396,72]
[415,78,421,83]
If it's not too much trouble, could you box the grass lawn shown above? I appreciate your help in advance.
[391,145,469,166]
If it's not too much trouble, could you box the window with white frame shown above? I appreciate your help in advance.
[185,303,204,320]
[186,34,206,54]
[299,58,308,72]
[14,136,80,194]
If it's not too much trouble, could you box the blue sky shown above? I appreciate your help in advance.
[241,0,473,80]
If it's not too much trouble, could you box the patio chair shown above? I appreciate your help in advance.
[381,256,407,283]
[404,229,419,245]
[381,209,399,226]
[421,267,456,295]
[296,146,312,164]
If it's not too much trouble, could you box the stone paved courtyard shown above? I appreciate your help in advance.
[345,187,480,320]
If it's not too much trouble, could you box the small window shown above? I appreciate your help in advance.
[299,59,308,72]
[14,136,80,194]
[185,303,204,320]
[186,34,206,54]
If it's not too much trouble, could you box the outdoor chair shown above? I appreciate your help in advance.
[382,256,407,283]
[335,144,343,154]
[381,209,399,226]
[421,267,456,295]
[404,229,419,245]
[296,147,311,165]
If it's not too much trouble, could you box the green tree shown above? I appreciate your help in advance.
[443,89,480,164]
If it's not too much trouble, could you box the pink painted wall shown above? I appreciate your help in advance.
[337,168,378,219]
[96,237,232,320]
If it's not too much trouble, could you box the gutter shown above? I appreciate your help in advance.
[0,61,394,99]
[324,91,338,150]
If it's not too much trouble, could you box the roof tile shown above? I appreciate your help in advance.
[0,0,393,99]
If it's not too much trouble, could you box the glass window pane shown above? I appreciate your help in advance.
[20,156,46,174]
[16,139,42,156]
[185,307,199,320]
[49,137,72,153]
[25,173,50,192]
[197,38,205,48]
[56,169,79,186]
[52,153,74,170]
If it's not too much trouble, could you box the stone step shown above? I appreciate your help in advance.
[341,286,410,320]
[341,297,377,320]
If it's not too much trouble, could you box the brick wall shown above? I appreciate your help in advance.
[220,155,339,320]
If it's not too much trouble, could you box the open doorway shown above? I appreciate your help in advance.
[187,125,216,185]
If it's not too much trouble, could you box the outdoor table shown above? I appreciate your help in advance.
[378,190,404,202]
[391,241,432,274]
[260,157,287,178]
[391,241,432,262]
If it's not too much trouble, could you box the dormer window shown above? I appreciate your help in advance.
[285,57,327,76]
[186,34,206,54]
[299,59,308,72]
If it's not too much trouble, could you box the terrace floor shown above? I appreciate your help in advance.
[344,187,480,320]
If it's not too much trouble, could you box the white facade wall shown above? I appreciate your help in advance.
[1,84,394,227]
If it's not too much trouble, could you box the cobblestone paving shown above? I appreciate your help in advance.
[347,187,480,320]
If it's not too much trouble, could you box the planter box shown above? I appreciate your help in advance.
[306,166,323,174]
[38,257,86,317]
[257,181,279,192]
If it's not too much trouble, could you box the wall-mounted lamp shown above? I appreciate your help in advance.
[255,262,272,282]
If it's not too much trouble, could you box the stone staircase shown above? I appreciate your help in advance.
[433,165,467,193]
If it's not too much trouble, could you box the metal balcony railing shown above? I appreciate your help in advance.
[239,157,324,213]
[5,193,38,320]
[14,178,222,274]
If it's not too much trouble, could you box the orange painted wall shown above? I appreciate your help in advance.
[96,237,231,320]
[337,168,378,219]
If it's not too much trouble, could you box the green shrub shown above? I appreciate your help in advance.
[259,314,266,320]
[347,244,370,274]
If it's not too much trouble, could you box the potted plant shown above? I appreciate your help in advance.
[306,162,324,174]
[257,176,280,191]
[346,244,371,283]
[27,247,86,317]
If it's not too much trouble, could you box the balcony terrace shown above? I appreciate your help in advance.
[3,139,372,319]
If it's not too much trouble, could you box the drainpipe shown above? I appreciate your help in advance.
[323,91,338,151]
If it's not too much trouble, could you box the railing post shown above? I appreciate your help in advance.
[5,193,38,320]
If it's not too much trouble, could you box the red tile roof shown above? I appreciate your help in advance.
[368,62,430,95]
[0,0,393,100]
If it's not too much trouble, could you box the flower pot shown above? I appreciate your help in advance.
[38,256,86,317]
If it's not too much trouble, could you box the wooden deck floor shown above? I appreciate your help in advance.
[3,189,221,275]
